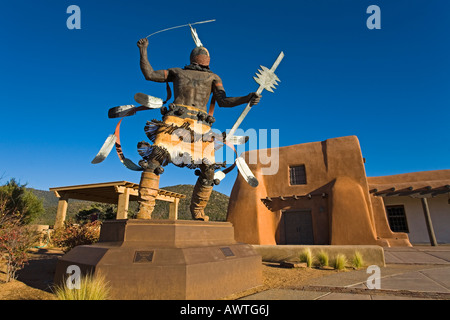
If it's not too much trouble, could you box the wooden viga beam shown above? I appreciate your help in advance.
[430,185,450,197]
[373,186,439,197]
[373,187,396,196]
[397,186,433,197]
[378,187,414,197]
[261,193,328,211]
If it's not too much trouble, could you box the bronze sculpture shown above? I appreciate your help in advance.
[135,36,261,221]
[92,22,283,222]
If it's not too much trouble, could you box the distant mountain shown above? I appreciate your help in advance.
[28,188,100,225]
[28,184,230,225]
[151,184,230,221]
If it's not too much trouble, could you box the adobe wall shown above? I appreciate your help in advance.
[227,135,411,246]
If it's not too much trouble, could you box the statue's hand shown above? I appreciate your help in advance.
[137,38,149,49]
[249,93,261,106]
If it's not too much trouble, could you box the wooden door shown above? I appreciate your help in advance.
[284,210,314,245]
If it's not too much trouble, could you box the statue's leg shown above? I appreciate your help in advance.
[190,165,215,221]
[136,158,164,220]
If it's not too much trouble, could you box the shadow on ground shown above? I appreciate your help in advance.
[16,249,64,292]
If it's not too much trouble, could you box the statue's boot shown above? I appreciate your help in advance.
[190,178,213,221]
[137,170,160,219]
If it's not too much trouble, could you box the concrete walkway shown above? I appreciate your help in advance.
[241,246,450,300]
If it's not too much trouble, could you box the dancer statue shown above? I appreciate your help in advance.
[135,33,261,221]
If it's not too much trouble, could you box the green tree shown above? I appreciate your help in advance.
[75,203,116,223]
[0,179,44,225]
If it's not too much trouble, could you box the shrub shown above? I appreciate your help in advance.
[0,222,40,282]
[53,272,110,300]
[0,179,44,225]
[300,248,313,267]
[52,221,101,253]
[333,254,347,271]
[316,250,329,267]
[352,251,364,269]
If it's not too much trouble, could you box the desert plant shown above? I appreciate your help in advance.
[300,248,313,267]
[316,250,329,267]
[53,272,110,300]
[52,220,101,253]
[352,251,364,269]
[0,222,40,282]
[333,254,347,271]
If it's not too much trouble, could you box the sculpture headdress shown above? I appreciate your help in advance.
[189,25,210,67]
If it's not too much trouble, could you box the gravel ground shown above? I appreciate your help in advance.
[222,262,342,299]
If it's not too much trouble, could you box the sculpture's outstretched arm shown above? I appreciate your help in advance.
[212,77,261,108]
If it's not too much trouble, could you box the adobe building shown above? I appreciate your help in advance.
[227,135,450,247]
[368,170,450,245]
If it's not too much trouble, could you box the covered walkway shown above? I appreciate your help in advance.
[49,181,186,228]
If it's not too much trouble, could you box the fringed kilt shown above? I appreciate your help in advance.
[138,104,224,170]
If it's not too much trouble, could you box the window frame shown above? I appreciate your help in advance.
[289,164,307,186]
[385,204,409,233]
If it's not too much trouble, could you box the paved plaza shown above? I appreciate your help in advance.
[242,246,450,300]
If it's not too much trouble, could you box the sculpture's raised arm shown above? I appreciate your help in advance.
[137,38,169,83]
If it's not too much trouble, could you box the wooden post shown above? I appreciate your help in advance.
[421,197,438,246]
[54,197,68,229]
[117,187,131,220]
[168,198,180,221]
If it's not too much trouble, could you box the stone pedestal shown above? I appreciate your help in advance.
[54,219,262,300]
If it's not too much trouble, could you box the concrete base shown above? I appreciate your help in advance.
[54,219,262,300]
[253,245,386,267]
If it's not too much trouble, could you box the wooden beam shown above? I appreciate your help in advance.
[374,187,396,196]
[168,198,180,221]
[156,194,176,203]
[117,187,131,219]
[421,197,438,246]
[383,187,414,197]
[431,189,450,197]
[115,186,139,197]
[54,197,68,229]
[50,181,136,192]
[58,191,118,204]
[394,186,432,197]
[429,185,450,197]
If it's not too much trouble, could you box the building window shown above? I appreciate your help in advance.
[386,205,409,233]
[289,165,307,185]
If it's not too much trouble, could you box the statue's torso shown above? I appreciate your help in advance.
[169,68,217,112]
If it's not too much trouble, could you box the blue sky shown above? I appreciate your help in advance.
[0,0,449,196]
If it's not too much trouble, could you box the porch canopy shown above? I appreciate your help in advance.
[368,170,450,246]
[49,181,186,228]
[369,184,450,198]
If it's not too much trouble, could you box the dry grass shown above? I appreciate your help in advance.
[53,273,110,300]
[316,250,329,267]
[299,248,313,267]
[352,251,364,269]
[333,254,347,271]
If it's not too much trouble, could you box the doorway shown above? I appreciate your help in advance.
[283,210,314,245]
